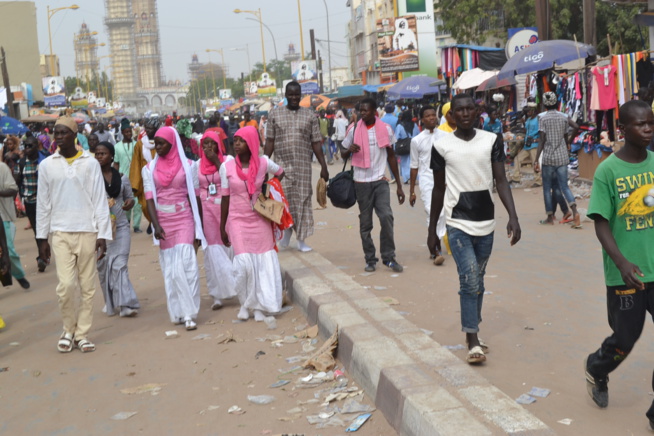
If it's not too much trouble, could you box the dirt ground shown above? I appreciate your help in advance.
[0,219,394,435]
[307,162,654,436]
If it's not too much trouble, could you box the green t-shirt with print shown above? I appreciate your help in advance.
[588,151,654,286]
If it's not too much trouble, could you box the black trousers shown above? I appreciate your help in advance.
[595,109,615,142]
[586,282,654,419]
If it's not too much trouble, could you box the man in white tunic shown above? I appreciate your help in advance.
[409,105,446,265]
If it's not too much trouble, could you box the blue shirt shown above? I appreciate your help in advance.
[381,114,398,131]
[524,116,540,150]
[483,118,502,134]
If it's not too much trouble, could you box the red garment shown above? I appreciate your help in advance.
[267,177,294,246]
[591,65,618,111]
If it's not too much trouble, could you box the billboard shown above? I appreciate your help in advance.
[219,89,232,99]
[70,87,88,108]
[291,60,319,95]
[244,81,258,99]
[506,28,539,59]
[377,15,419,73]
[42,76,66,107]
[256,72,276,97]
[396,0,437,78]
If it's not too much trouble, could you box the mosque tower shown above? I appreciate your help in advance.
[74,23,99,86]
[104,0,138,104]
[132,0,164,88]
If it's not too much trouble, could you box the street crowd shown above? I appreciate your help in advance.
[3,80,654,427]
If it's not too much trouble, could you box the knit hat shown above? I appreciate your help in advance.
[543,92,557,107]
[55,116,78,134]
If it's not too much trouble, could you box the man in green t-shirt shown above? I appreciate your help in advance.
[585,100,654,428]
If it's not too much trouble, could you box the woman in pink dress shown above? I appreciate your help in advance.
[220,126,285,321]
[142,126,206,331]
[194,130,236,310]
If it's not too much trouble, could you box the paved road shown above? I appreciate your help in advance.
[0,217,394,435]
[301,163,654,435]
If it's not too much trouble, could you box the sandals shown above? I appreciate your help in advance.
[560,212,574,224]
[539,219,554,225]
[57,332,74,353]
[571,215,583,230]
[466,338,490,354]
[467,345,486,364]
[75,338,96,353]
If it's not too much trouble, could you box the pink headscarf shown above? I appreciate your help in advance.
[198,130,225,175]
[234,126,260,196]
[153,126,182,187]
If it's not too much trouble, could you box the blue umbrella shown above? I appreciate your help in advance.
[0,116,29,135]
[386,76,443,100]
[497,40,596,80]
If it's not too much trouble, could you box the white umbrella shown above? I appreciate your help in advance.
[452,68,498,90]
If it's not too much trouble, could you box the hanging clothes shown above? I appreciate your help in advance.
[590,65,617,111]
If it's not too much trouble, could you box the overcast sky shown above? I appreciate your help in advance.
[32,0,351,82]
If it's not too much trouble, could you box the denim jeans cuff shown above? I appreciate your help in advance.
[462,327,479,333]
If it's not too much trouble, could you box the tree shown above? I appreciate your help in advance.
[438,0,644,56]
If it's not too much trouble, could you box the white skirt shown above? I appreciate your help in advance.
[233,250,282,313]
[204,244,236,301]
[159,243,200,322]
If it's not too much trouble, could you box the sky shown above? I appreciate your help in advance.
[32,0,352,83]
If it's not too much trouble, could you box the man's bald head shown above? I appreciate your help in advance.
[619,100,652,126]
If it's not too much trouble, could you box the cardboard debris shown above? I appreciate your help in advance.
[120,383,166,396]
[111,411,138,420]
[217,330,243,344]
[303,328,338,372]
[295,325,319,339]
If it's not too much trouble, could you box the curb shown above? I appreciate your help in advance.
[279,250,554,436]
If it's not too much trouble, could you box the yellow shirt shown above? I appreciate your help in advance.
[64,150,83,165]
[438,123,455,133]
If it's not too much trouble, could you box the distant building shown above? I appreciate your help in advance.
[283,43,301,63]
[74,23,100,85]
[104,0,139,107]
[1,2,43,101]
[132,0,164,89]
[187,54,227,96]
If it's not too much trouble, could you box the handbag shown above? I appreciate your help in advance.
[327,155,356,209]
[253,183,284,224]
[395,137,411,156]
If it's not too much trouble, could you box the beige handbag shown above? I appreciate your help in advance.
[253,192,284,224]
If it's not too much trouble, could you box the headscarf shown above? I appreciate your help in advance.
[97,141,121,199]
[120,117,131,132]
[198,130,225,175]
[153,127,182,188]
[141,118,160,163]
[543,92,558,107]
[165,115,173,126]
[441,102,451,117]
[233,126,260,196]
[176,119,193,139]
[150,126,206,248]
[335,110,345,119]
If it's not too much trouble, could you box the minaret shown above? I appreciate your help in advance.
[74,23,99,86]
[132,0,163,88]
[104,0,138,104]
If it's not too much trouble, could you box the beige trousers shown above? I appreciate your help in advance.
[512,147,541,184]
[51,232,98,341]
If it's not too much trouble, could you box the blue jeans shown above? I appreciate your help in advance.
[542,165,576,215]
[447,225,494,333]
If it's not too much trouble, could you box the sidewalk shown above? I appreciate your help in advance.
[280,249,552,435]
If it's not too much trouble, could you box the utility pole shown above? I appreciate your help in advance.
[1,47,16,118]
[583,0,596,46]
[310,29,317,62]
[318,50,324,94]
[534,0,551,41]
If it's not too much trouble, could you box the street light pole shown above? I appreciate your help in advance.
[297,0,305,60]
[321,0,332,92]
[234,9,267,72]
[47,4,80,76]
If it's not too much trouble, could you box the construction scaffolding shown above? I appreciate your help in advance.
[132,0,164,88]
[74,23,99,87]
[104,0,139,104]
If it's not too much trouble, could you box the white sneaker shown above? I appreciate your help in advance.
[184,318,197,330]
[237,306,250,320]
[297,240,313,252]
[119,307,138,317]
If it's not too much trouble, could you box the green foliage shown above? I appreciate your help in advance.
[438,0,645,56]
[63,73,113,100]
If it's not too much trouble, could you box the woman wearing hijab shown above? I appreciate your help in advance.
[130,118,159,234]
[394,111,420,184]
[194,130,236,310]
[220,126,285,322]
[95,141,140,317]
[142,126,206,331]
